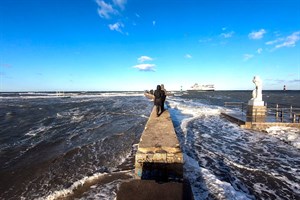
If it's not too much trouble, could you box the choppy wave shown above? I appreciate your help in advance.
[0,91,144,100]
[1,91,299,200]
[265,126,300,149]
[0,95,152,199]
[167,95,300,200]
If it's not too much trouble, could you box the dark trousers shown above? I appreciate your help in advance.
[156,105,161,116]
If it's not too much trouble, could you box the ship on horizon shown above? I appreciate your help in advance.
[187,83,215,91]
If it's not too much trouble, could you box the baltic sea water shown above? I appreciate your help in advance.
[0,91,299,199]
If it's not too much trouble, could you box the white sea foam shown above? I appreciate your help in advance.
[0,92,144,100]
[71,115,84,123]
[265,126,300,149]
[25,126,50,137]
[168,97,253,199]
[184,154,253,200]
[168,97,222,117]
[37,172,108,200]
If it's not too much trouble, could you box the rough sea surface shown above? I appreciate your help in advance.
[0,91,299,200]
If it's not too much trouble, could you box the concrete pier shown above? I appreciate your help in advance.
[117,180,193,200]
[135,107,183,180]
[221,112,300,130]
[116,107,192,200]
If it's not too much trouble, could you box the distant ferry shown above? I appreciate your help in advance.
[187,83,215,91]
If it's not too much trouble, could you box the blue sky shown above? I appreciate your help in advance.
[0,0,300,91]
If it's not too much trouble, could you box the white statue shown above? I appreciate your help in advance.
[248,75,264,106]
[251,76,262,101]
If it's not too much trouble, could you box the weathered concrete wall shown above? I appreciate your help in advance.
[117,180,193,200]
[242,122,300,130]
[116,106,192,200]
[221,111,300,130]
[135,107,183,180]
[246,105,267,122]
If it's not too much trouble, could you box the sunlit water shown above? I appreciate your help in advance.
[0,91,299,199]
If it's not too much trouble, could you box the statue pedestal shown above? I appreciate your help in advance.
[247,100,266,122]
[248,99,264,106]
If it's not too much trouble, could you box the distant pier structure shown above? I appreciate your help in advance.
[221,76,300,130]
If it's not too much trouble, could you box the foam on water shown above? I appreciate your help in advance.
[37,172,108,200]
[2,92,299,199]
[184,153,253,200]
[265,126,300,149]
[0,91,144,100]
[0,94,152,199]
[167,96,300,200]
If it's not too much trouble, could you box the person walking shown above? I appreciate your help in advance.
[154,85,165,117]
[160,84,167,111]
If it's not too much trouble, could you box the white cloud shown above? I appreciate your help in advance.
[113,0,127,10]
[185,54,192,59]
[243,54,254,61]
[275,31,300,49]
[138,56,153,63]
[220,31,234,38]
[257,48,263,54]
[248,29,266,39]
[133,64,156,71]
[153,21,156,26]
[265,38,283,45]
[265,31,300,49]
[108,22,124,33]
[96,0,118,19]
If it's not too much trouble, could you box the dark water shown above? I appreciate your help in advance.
[0,91,299,199]
[0,92,152,199]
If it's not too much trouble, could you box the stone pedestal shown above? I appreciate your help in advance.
[246,104,267,122]
[248,99,264,106]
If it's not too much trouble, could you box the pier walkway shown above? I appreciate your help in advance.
[135,107,183,180]
[117,107,193,200]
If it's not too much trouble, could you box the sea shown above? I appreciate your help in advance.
[0,90,300,200]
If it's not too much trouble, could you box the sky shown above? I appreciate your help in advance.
[0,0,300,91]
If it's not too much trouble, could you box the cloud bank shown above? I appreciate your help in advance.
[138,56,153,63]
[243,54,254,61]
[185,54,192,59]
[220,31,234,38]
[249,29,266,39]
[133,64,156,71]
[96,0,118,19]
[108,22,124,33]
[113,0,127,10]
[96,0,127,33]
[133,56,155,71]
[266,31,300,49]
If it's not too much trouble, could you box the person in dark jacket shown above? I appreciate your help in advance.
[160,84,167,111]
[154,85,165,117]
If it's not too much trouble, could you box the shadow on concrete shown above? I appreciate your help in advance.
[117,179,194,200]
[141,162,183,182]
